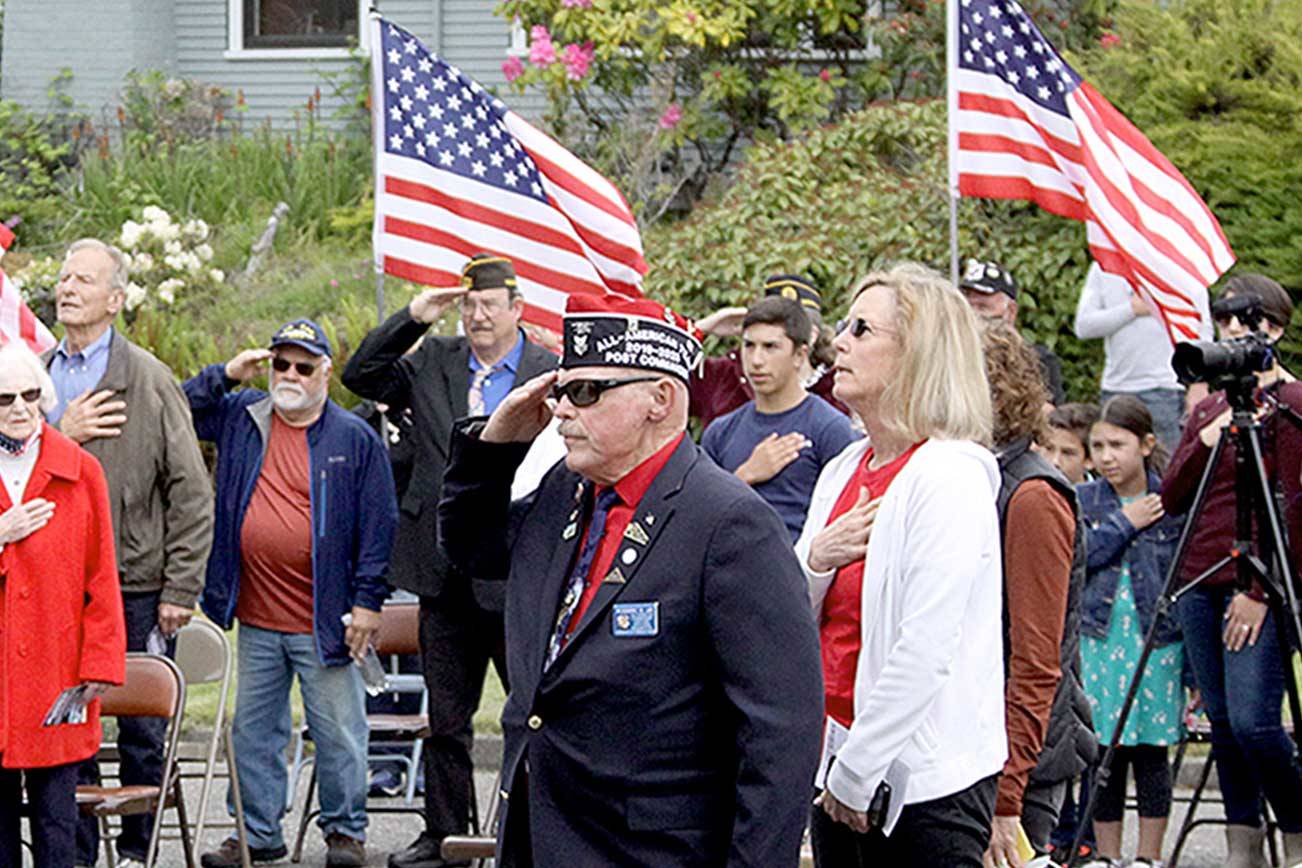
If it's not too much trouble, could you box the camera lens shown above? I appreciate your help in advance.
[1172,335,1275,385]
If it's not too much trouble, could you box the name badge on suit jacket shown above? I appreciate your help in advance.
[611,602,659,638]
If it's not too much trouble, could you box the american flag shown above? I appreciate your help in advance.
[0,225,56,354]
[949,0,1233,342]
[369,17,646,332]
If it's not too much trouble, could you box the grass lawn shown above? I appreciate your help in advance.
[181,619,507,739]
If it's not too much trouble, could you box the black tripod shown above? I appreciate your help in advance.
[1061,376,1302,866]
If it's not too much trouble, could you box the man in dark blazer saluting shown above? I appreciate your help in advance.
[342,254,556,868]
[439,293,824,867]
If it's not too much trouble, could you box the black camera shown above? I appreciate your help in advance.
[1171,294,1276,386]
[1172,334,1275,385]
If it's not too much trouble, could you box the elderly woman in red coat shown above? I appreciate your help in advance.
[0,341,125,868]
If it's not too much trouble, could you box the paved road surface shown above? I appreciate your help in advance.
[78,750,1243,867]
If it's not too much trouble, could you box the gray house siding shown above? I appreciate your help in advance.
[2,0,543,127]
[439,0,545,118]
[1,0,176,116]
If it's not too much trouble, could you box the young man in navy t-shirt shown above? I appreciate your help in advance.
[702,297,858,541]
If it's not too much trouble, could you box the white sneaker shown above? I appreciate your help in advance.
[1079,860,1123,868]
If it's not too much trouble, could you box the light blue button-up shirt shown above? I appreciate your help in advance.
[468,331,525,415]
[47,327,114,426]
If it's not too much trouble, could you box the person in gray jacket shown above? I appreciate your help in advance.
[43,237,214,867]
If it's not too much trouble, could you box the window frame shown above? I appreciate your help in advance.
[225,0,371,60]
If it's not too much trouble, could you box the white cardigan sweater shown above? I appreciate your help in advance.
[795,437,1008,810]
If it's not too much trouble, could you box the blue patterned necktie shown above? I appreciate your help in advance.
[467,364,496,417]
[545,486,620,670]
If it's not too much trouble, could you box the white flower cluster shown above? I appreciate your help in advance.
[115,206,225,312]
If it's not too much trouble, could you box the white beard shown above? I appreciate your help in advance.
[271,382,317,413]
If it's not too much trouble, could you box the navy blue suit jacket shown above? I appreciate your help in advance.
[440,427,824,867]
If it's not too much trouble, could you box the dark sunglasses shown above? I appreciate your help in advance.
[550,377,660,408]
[0,388,42,407]
[844,317,894,339]
[271,357,320,377]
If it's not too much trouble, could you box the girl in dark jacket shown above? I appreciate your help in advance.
[1078,396,1184,868]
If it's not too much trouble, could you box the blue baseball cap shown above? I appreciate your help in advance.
[269,318,333,357]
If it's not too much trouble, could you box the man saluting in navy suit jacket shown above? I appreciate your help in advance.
[439,293,824,867]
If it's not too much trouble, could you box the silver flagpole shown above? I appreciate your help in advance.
[369,7,386,326]
[368,7,394,449]
[946,0,961,285]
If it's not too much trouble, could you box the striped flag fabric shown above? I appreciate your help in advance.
[0,225,56,354]
[369,16,646,332]
[948,0,1233,342]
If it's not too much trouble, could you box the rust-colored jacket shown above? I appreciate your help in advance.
[0,424,126,768]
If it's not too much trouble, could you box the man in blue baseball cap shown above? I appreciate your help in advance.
[185,318,398,868]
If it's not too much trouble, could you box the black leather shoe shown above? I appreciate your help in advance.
[388,832,470,868]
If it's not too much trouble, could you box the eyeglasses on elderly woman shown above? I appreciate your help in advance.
[0,388,42,407]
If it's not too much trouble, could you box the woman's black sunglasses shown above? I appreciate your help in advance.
[550,377,660,408]
[271,357,320,377]
[0,388,42,407]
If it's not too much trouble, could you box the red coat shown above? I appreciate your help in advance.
[0,423,125,769]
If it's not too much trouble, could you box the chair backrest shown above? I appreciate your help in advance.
[374,604,421,656]
[100,653,184,719]
[173,618,230,686]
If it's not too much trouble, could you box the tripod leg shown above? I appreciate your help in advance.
[1244,428,1302,765]
[1063,437,1231,866]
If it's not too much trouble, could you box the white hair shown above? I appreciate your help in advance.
[66,238,130,293]
[0,341,58,415]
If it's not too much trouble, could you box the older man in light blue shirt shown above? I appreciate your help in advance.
[47,325,113,427]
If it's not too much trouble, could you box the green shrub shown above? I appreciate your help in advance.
[0,97,87,246]
[63,128,371,248]
[643,100,1100,398]
[1071,0,1302,360]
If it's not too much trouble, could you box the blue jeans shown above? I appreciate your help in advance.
[228,624,369,848]
[1177,587,1302,832]
[1100,388,1185,454]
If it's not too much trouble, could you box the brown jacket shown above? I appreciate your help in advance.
[43,330,213,608]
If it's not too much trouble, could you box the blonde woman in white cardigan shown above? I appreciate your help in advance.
[796,263,1009,867]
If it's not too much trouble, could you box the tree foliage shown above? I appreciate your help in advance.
[1073,0,1302,295]
[638,0,1302,397]
[494,0,1113,227]
[642,99,1105,397]
[497,0,871,224]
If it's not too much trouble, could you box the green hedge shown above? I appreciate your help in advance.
[642,99,1104,398]
[643,0,1302,399]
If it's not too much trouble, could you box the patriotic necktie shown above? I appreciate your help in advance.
[467,365,496,417]
[545,486,620,671]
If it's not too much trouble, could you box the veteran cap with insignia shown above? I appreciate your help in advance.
[461,253,518,293]
[562,294,703,383]
[763,274,822,313]
[959,259,1019,300]
[269,317,332,357]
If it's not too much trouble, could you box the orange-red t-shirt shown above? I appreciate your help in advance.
[820,441,925,727]
[237,414,315,634]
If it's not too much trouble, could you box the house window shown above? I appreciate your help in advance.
[242,0,357,49]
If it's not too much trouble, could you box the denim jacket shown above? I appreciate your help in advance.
[1078,472,1184,646]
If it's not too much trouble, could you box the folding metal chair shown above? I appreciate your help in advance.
[290,603,429,862]
[76,653,189,868]
[161,619,252,867]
